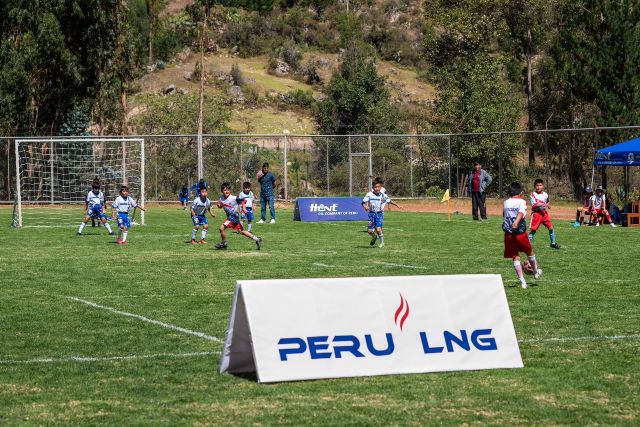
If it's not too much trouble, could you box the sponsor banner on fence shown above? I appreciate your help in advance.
[293,197,368,222]
[219,275,523,383]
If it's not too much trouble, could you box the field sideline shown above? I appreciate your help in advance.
[1,206,638,425]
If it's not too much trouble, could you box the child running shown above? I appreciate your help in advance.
[362,177,401,248]
[190,188,214,244]
[111,185,146,245]
[528,178,560,249]
[237,181,256,232]
[77,180,114,236]
[503,182,542,289]
[215,182,263,250]
[179,184,190,210]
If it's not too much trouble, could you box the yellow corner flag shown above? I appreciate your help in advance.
[440,189,450,203]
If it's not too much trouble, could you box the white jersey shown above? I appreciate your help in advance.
[503,197,527,233]
[219,194,240,219]
[530,191,549,212]
[237,190,255,208]
[363,191,391,213]
[191,197,211,216]
[112,196,137,214]
[590,193,606,209]
[86,190,104,209]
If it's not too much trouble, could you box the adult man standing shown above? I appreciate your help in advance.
[257,162,277,224]
[469,162,492,221]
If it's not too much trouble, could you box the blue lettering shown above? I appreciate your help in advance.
[278,337,307,361]
[308,336,332,359]
[332,335,365,358]
[471,329,497,350]
[419,332,444,353]
[444,330,470,352]
[365,333,395,356]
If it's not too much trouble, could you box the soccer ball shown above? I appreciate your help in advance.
[522,259,534,275]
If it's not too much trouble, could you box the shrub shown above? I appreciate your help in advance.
[282,40,302,71]
[230,63,244,86]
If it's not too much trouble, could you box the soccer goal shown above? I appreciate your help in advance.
[13,138,145,227]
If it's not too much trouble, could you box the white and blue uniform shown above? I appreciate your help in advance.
[363,191,391,229]
[85,190,107,220]
[191,197,211,226]
[112,196,138,229]
[237,190,255,221]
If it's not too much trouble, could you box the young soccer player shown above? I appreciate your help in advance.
[215,182,263,250]
[190,188,214,244]
[190,178,209,198]
[77,181,114,236]
[528,179,560,249]
[237,181,256,232]
[111,185,146,245]
[573,186,594,227]
[179,184,190,210]
[362,177,401,248]
[503,182,542,289]
[590,186,616,227]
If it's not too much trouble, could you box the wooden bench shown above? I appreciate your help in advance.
[622,201,640,227]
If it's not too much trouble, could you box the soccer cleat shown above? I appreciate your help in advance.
[521,281,528,289]
[370,235,377,246]
[550,243,561,249]
[610,223,616,228]
[571,221,581,228]
[117,238,123,244]
[269,219,276,224]
[595,222,600,227]
[191,239,197,244]
[109,232,114,236]
[215,242,228,250]
[534,268,543,280]
[255,237,263,250]
[199,239,206,244]
[257,219,265,224]
[76,232,82,236]
[379,242,385,248]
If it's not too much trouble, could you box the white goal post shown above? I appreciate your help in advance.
[14,138,145,227]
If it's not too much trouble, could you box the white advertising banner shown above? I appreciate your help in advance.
[219,275,523,383]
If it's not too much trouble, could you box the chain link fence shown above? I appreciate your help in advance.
[2,126,640,205]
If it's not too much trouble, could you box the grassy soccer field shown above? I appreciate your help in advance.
[1,206,638,425]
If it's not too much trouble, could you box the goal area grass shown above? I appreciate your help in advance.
[1,206,638,425]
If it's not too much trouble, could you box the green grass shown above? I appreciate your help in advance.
[1,206,638,425]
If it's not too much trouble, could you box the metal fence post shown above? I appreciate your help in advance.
[367,135,373,191]
[50,141,54,204]
[499,132,504,198]
[283,132,289,201]
[348,136,352,197]
[448,135,452,196]
[326,140,330,195]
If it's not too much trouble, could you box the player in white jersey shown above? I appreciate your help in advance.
[237,181,256,232]
[77,181,113,236]
[190,188,214,244]
[215,182,262,250]
[590,186,615,227]
[503,182,541,289]
[362,178,401,248]
[528,179,560,248]
[111,185,146,245]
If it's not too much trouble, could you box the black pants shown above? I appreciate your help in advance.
[471,191,487,220]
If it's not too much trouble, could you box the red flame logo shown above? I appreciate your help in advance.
[394,293,410,331]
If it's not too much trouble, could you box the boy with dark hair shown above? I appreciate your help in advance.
[190,178,209,198]
[215,182,263,250]
[77,181,114,236]
[528,178,560,249]
[362,177,401,248]
[179,183,190,210]
[503,182,541,289]
[590,186,616,227]
[573,186,594,227]
[111,185,146,245]
[190,187,214,244]
[237,181,255,232]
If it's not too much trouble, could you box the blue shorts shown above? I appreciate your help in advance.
[368,211,384,230]
[179,196,189,203]
[86,206,108,221]
[117,213,131,229]
[242,207,254,222]
[192,215,208,226]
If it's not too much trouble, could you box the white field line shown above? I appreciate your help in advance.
[22,224,78,228]
[375,261,428,270]
[520,334,640,344]
[70,292,234,299]
[313,262,336,268]
[327,222,405,231]
[0,351,218,365]
[67,297,221,343]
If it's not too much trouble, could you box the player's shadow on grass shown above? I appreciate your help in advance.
[229,372,258,382]
[504,282,539,288]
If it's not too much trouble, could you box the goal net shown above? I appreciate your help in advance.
[14,138,145,227]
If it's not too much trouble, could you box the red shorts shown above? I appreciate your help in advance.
[530,211,553,231]
[504,232,532,258]
[223,219,243,231]
[593,208,605,215]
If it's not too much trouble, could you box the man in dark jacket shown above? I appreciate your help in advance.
[469,162,493,221]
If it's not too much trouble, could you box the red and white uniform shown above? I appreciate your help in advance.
[529,191,553,231]
[219,194,243,231]
[590,193,606,213]
[503,197,532,258]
